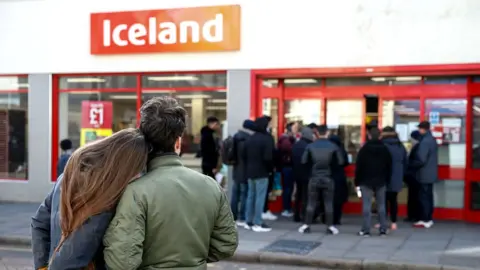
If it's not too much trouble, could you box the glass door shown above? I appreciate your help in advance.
[326,99,365,203]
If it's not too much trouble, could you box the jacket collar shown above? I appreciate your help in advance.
[148,153,183,171]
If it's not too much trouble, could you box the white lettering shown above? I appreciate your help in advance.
[180,21,200,43]
[202,14,223,43]
[128,23,147,46]
[159,22,177,44]
[112,24,128,46]
[148,17,157,45]
[101,12,225,47]
[103,20,111,47]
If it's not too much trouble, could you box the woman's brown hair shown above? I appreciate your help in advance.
[51,128,149,268]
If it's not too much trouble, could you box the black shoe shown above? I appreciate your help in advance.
[294,215,302,223]
[379,230,388,237]
[358,231,370,237]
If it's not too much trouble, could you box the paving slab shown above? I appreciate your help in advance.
[0,202,479,269]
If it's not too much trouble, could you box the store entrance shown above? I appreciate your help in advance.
[256,76,468,220]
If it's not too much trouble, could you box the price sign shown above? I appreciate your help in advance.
[81,101,113,129]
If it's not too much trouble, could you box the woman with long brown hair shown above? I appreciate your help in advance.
[31,128,149,270]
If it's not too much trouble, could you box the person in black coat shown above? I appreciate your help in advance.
[329,134,350,225]
[292,127,315,222]
[200,116,220,178]
[230,119,256,226]
[244,116,276,232]
[355,128,392,236]
[404,130,422,222]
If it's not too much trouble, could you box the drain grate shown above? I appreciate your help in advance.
[261,239,321,255]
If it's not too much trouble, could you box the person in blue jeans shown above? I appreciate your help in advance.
[244,116,275,232]
[230,120,255,227]
[277,122,297,217]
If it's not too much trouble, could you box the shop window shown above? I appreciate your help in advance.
[284,99,322,125]
[382,100,420,151]
[424,99,467,167]
[434,180,464,209]
[59,75,137,90]
[262,79,278,88]
[58,92,137,151]
[262,98,279,141]
[424,76,468,85]
[142,73,226,89]
[325,77,421,87]
[284,78,322,87]
[472,76,480,83]
[0,76,28,180]
[142,90,227,154]
[471,97,480,168]
[326,100,362,162]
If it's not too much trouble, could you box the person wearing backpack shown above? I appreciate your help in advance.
[230,119,256,227]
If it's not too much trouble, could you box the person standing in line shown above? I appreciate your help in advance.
[298,125,344,235]
[230,119,256,227]
[328,134,350,226]
[57,139,73,176]
[414,121,438,228]
[292,127,316,222]
[355,128,392,237]
[380,127,408,231]
[404,130,422,222]
[278,122,297,218]
[244,116,275,232]
[200,116,221,178]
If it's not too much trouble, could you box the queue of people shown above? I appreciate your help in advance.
[229,117,438,236]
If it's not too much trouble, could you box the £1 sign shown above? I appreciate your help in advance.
[81,101,113,129]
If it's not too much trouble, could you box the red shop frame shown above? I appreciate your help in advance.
[251,64,480,222]
[51,70,226,181]
[0,74,29,181]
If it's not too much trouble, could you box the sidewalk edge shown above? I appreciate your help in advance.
[230,251,472,270]
[0,236,31,247]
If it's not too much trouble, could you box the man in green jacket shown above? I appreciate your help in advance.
[103,97,238,270]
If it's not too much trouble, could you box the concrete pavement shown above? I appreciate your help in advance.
[0,202,478,270]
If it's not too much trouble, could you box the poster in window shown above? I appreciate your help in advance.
[80,101,113,146]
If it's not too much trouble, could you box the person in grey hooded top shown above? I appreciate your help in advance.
[381,127,407,230]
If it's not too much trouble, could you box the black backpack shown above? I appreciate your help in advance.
[221,136,236,165]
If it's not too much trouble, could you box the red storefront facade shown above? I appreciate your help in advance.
[251,64,480,223]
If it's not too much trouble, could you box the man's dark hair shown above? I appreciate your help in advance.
[382,126,395,133]
[139,97,186,153]
[369,127,381,140]
[286,122,294,132]
[60,139,72,151]
[317,124,328,136]
[307,123,318,129]
[207,116,219,124]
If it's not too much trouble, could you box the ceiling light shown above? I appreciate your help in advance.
[209,99,227,103]
[395,76,422,81]
[206,106,226,110]
[284,79,318,84]
[371,77,386,82]
[66,77,106,83]
[141,89,175,93]
[147,76,198,81]
[175,94,211,99]
[109,95,137,100]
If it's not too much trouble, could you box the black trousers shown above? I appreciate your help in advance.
[305,178,334,227]
[406,181,420,221]
[264,174,274,213]
[333,200,344,225]
[418,183,434,221]
[202,165,215,179]
[294,178,309,221]
[386,191,398,223]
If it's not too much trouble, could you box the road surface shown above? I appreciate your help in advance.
[0,246,322,270]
